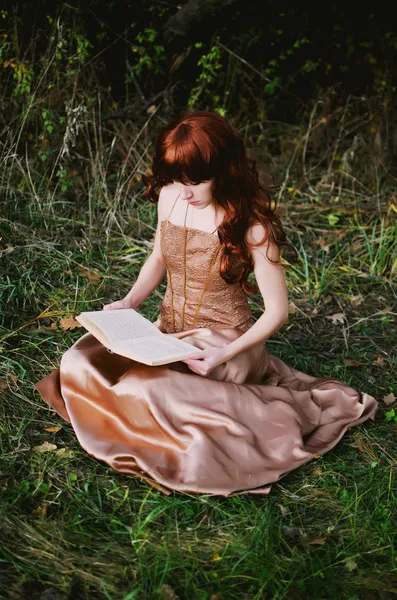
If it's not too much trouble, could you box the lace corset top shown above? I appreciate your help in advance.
[157,194,254,334]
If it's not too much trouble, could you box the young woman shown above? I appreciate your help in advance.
[35,111,378,497]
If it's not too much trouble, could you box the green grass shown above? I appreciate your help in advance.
[1,96,397,599]
[1,188,396,600]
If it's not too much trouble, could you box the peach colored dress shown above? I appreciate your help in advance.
[34,200,378,497]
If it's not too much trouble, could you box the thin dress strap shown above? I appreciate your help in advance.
[165,192,180,221]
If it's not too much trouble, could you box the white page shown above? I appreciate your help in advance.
[78,309,162,346]
[116,334,196,364]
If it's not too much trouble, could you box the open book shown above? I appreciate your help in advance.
[75,309,197,366]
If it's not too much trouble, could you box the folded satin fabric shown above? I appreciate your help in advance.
[35,326,378,497]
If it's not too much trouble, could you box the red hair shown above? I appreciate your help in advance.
[142,110,289,294]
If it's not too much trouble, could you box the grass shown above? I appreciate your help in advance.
[1,171,396,599]
[1,57,397,600]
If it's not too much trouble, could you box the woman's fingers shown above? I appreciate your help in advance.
[103,300,125,311]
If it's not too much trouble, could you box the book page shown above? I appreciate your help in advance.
[77,309,162,347]
[115,335,196,365]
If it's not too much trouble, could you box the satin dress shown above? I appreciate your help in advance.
[34,201,378,497]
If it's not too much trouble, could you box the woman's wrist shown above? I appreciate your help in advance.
[123,294,139,309]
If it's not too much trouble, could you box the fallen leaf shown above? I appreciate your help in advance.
[345,557,358,571]
[79,266,101,280]
[276,503,289,516]
[32,504,48,518]
[372,355,385,367]
[326,312,345,325]
[59,316,81,331]
[43,426,61,433]
[335,229,349,240]
[349,294,363,306]
[0,376,18,390]
[55,448,74,457]
[311,467,323,475]
[157,584,180,600]
[383,393,396,406]
[318,238,330,253]
[307,537,327,545]
[355,436,366,453]
[288,302,297,314]
[380,306,392,314]
[344,359,362,367]
[33,441,57,453]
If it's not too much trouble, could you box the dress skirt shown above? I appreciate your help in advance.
[34,325,378,497]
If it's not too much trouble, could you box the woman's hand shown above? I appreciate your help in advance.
[102,297,132,311]
[181,346,229,377]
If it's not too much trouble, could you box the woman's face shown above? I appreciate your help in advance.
[172,178,215,210]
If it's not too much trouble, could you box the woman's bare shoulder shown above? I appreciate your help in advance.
[157,183,176,221]
[244,220,268,245]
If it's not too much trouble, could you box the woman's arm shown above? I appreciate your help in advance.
[123,253,166,308]
[223,223,289,360]
[123,188,168,308]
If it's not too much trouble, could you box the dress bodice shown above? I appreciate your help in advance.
[158,219,254,334]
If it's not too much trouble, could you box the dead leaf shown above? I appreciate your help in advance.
[158,584,180,600]
[55,448,74,457]
[311,467,323,475]
[326,312,345,325]
[344,359,362,367]
[323,295,333,305]
[345,557,358,571]
[355,436,366,453]
[43,426,61,433]
[372,355,385,367]
[32,504,48,518]
[79,266,101,280]
[0,375,18,390]
[307,537,327,545]
[146,104,156,115]
[59,316,81,331]
[276,503,289,516]
[383,393,396,406]
[380,306,392,314]
[319,239,330,254]
[288,302,297,315]
[33,441,57,453]
[349,294,363,306]
[334,229,349,240]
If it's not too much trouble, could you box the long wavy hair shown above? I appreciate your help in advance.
[142,110,289,295]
